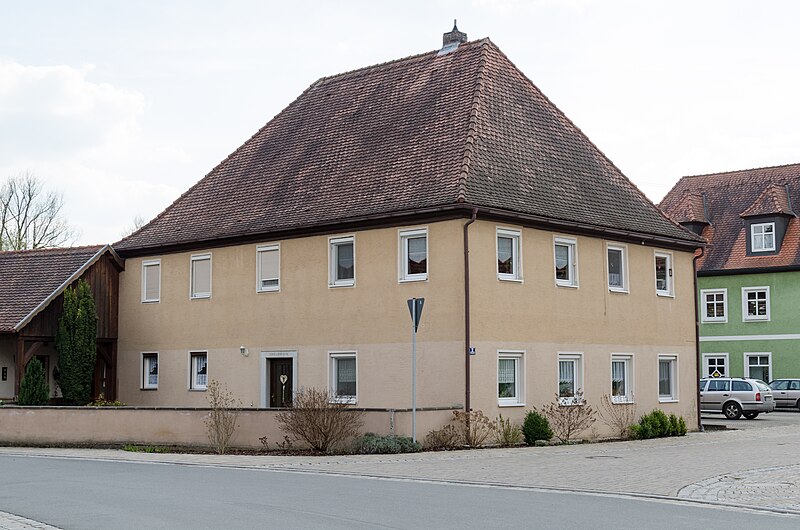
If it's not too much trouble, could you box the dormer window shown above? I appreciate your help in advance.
[751,222,775,252]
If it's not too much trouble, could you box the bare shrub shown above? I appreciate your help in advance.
[424,424,460,450]
[539,392,597,443]
[204,380,241,454]
[598,394,637,439]
[493,414,523,447]
[275,387,364,453]
[451,410,495,447]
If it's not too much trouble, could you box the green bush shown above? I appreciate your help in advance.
[18,357,49,406]
[632,410,688,439]
[522,410,553,445]
[354,433,421,454]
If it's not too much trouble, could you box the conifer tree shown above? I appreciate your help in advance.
[56,280,97,405]
[17,357,49,406]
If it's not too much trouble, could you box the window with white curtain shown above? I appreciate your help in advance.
[558,353,583,404]
[607,245,627,292]
[611,355,633,403]
[142,353,158,389]
[190,352,208,390]
[257,245,280,292]
[751,222,775,252]
[330,353,357,403]
[554,237,578,287]
[497,228,521,281]
[498,352,523,405]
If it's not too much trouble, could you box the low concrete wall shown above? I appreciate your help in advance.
[0,406,458,449]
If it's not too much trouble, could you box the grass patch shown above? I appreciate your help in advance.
[122,444,169,453]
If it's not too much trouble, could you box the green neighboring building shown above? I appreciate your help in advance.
[661,163,800,382]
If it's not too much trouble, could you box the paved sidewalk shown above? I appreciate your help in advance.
[0,511,59,530]
[2,420,800,520]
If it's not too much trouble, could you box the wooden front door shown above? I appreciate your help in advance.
[269,358,293,408]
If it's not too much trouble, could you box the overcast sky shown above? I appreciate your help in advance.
[2,0,798,245]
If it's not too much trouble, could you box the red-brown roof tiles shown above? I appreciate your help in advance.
[0,245,104,333]
[115,39,700,255]
[660,163,800,272]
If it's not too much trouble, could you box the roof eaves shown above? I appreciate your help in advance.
[13,244,113,332]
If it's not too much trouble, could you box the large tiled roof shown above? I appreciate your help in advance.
[0,245,104,333]
[115,39,700,254]
[660,163,800,272]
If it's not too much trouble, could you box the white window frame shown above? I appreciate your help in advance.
[744,352,772,381]
[610,353,634,403]
[189,253,212,299]
[496,228,522,282]
[557,352,584,405]
[751,222,776,252]
[141,259,161,303]
[189,351,208,391]
[658,355,679,402]
[329,352,357,404]
[329,236,356,288]
[553,236,579,288]
[654,251,674,297]
[497,350,525,406]
[399,227,428,282]
[701,288,728,323]
[256,244,280,293]
[606,243,628,293]
[702,353,729,378]
[141,352,158,390]
[742,286,770,321]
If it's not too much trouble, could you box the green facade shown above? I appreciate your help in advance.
[698,270,800,381]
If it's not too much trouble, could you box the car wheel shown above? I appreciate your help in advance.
[796,399,800,412]
[743,412,759,419]
[723,401,742,420]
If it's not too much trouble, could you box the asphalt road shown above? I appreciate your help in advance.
[1,455,799,529]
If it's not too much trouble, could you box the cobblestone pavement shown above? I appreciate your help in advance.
[2,413,800,522]
[0,511,59,530]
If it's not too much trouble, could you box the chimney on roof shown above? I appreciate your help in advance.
[443,20,467,46]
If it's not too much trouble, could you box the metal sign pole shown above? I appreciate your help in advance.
[412,302,417,444]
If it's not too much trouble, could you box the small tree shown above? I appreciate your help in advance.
[522,410,553,445]
[18,357,49,405]
[204,380,241,454]
[56,280,98,405]
[275,387,364,453]
[539,392,597,443]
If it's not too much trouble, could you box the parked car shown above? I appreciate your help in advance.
[699,377,775,419]
[768,379,800,410]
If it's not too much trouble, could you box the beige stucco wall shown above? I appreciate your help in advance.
[118,218,699,438]
[0,407,455,449]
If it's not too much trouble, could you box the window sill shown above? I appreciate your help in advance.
[611,398,634,405]
[257,287,280,293]
[140,388,158,391]
[556,283,579,289]
[558,398,585,406]
[498,401,525,407]
[190,295,211,300]
[329,282,355,289]
[189,388,207,392]
[399,277,428,283]
[329,398,357,405]
[658,398,679,403]
[743,318,770,323]
[656,292,675,298]
[608,288,628,294]
[141,299,160,304]
[701,320,727,324]
[498,276,523,283]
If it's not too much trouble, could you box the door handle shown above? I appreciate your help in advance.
[723,394,729,397]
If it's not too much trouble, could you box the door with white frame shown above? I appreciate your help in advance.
[744,353,771,382]
[702,353,729,378]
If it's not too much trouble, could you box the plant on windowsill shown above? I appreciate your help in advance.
[539,391,597,443]
[598,393,636,439]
